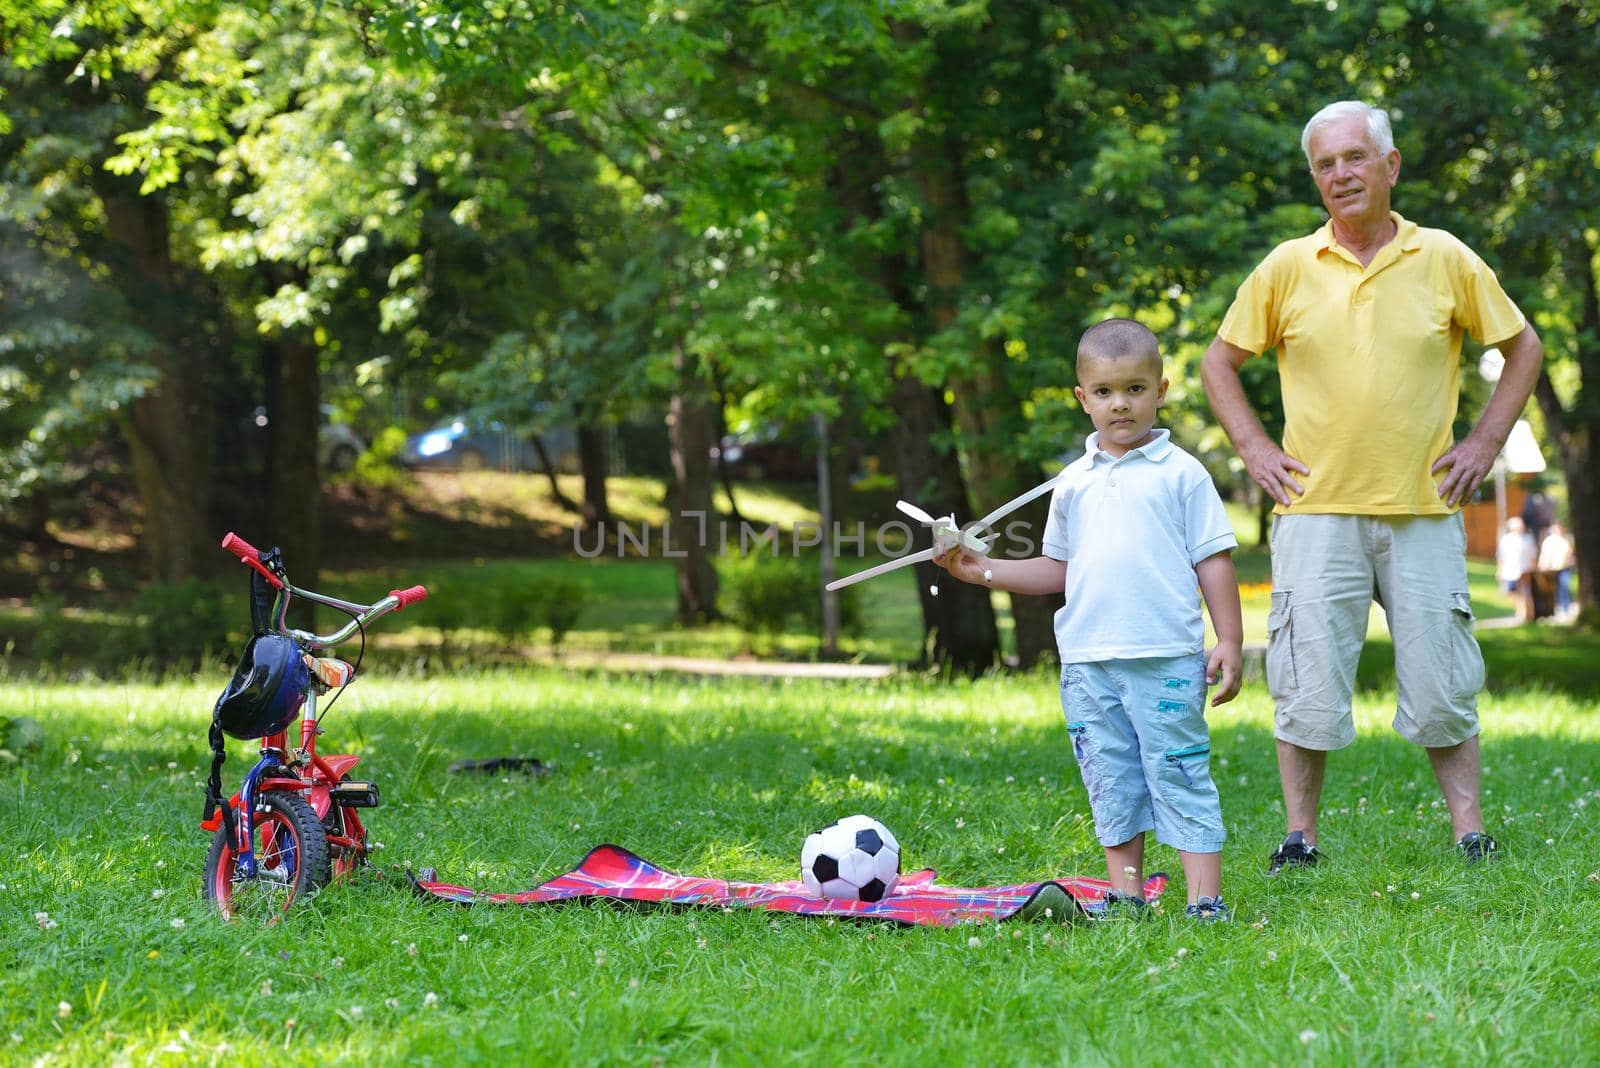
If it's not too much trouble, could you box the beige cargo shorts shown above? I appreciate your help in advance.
[1267,513,1484,750]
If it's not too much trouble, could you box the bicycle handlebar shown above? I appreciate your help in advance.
[388,585,428,610]
[220,532,428,651]
[220,531,284,589]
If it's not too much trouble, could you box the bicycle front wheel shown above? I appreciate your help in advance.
[204,791,331,922]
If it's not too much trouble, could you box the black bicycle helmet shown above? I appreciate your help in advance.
[214,634,310,739]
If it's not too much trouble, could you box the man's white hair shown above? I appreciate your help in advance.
[1301,101,1395,168]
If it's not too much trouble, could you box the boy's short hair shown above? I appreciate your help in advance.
[1076,318,1163,380]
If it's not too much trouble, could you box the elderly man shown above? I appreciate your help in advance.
[1201,101,1543,871]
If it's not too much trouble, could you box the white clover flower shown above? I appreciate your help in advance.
[152,888,165,899]
[170,918,185,930]
[58,1002,72,1018]
[423,992,439,1008]
[1266,951,1278,963]
[1299,1030,1318,1044]
[1146,966,1160,977]
[1410,892,1421,901]
[967,936,982,948]
[456,934,468,944]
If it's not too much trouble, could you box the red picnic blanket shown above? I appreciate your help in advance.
[409,844,1167,927]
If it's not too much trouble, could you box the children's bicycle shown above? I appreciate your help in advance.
[201,532,426,921]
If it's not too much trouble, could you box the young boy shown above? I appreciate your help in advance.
[936,318,1243,921]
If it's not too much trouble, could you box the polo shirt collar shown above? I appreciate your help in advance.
[1085,428,1173,464]
[1314,211,1422,255]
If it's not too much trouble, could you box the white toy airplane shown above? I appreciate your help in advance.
[825,471,1063,592]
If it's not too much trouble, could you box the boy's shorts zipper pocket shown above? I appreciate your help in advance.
[1164,743,1210,786]
[1066,722,1087,761]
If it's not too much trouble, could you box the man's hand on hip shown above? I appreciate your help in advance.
[1432,432,1501,507]
[1241,438,1310,507]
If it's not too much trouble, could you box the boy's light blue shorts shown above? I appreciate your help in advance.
[1060,654,1224,854]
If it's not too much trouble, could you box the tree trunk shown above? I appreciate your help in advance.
[530,434,579,510]
[577,423,612,531]
[826,136,999,672]
[265,334,321,601]
[97,177,214,583]
[1531,241,1600,624]
[668,346,720,622]
[914,142,1060,668]
[887,373,1000,674]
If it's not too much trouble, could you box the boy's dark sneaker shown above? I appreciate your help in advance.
[1087,890,1150,921]
[1184,896,1231,923]
[1457,831,1499,863]
[1266,831,1321,875]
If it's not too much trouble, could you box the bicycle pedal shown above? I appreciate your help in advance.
[329,780,381,808]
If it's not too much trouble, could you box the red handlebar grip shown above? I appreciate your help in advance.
[220,531,283,589]
[389,585,428,610]
[220,532,260,561]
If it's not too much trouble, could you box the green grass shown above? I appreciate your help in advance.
[4,667,1599,1064]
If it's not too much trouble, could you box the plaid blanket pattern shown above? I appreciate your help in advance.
[411,844,1168,927]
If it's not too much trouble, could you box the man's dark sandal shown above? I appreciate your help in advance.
[1458,831,1499,862]
[1267,835,1322,875]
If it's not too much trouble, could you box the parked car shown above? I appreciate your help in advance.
[319,407,366,472]
[238,404,366,473]
[712,426,815,482]
[401,418,578,473]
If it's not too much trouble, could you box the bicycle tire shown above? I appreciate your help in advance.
[204,791,332,922]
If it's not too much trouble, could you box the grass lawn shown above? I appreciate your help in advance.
[4,664,1599,1064]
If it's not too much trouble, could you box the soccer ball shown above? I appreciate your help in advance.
[800,814,901,902]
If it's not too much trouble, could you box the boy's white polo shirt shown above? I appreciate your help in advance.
[1041,429,1236,663]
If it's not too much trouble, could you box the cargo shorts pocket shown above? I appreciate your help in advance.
[1162,743,1212,788]
[1266,589,1298,697]
[1448,591,1485,701]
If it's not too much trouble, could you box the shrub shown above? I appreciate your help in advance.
[721,554,811,637]
[541,575,586,650]
[350,425,412,490]
[117,579,235,672]
[487,578,544,648]
[29,594,71,664]
[722,553,861,648]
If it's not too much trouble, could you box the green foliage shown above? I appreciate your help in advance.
[27,595,71,664]
[540,574,586,650]
[721,554,814,638]
[115,579,234,672]
[720,553,859,645]
[0,713,43,763]
[349,425,412,489]
[485,578,542,648]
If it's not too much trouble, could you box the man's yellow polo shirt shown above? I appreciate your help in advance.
[1218,212,1525,515]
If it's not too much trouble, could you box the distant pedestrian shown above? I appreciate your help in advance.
[1497,517,1537,622]
[1538,521,1576,620]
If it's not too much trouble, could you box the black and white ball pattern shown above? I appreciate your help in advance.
[800,814,901,902]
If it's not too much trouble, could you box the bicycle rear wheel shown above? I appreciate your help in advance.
[204,791,331,922]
